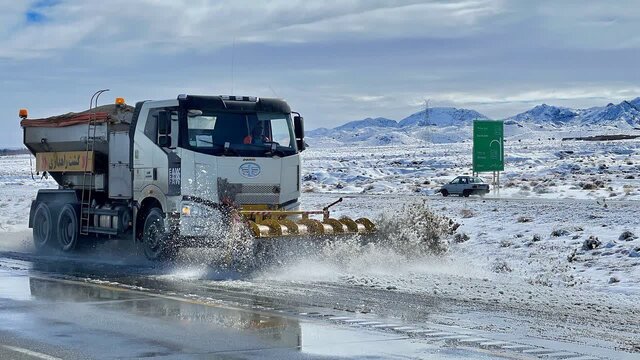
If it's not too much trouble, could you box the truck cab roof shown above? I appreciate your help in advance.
[176,95,291,114]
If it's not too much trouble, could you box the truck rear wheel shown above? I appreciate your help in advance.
[142,208,177,261]
[33,202,54,250]
[57,204,78,252]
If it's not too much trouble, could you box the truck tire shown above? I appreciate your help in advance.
[142,208,177,261]
[441,189,449,197]
[462,190,471,197]
[33,202,54,250]
[57,204,79,252]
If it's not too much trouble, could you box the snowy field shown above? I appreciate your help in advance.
[0,154,56,233]
[1,140,639,301]
[301,138,640,200]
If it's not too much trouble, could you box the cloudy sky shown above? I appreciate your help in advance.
[2,0,640,147]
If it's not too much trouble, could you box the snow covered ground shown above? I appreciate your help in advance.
[0,154,55,233]
[301,138,640,201]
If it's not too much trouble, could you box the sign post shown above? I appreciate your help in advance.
[472,120,504,193]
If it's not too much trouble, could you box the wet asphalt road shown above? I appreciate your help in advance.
[0,244,637,360]
[0,253,501,360]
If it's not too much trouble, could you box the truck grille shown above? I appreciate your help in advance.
[236,193,279,204]
[217,178,280,205]
[236,184,280,204]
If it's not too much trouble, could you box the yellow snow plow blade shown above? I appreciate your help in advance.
[239,198,375,238]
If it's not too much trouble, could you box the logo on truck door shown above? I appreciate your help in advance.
[239,162,261,178]
[167,152,181,196]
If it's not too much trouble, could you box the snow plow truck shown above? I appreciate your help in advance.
[20,91,374,260]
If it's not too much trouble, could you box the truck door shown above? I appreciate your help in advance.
[133,105,179,198]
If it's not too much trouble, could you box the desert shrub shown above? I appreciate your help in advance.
[582,236,601,250]
[376,201,455,256]
[461,208,475,218]
[453,232,470,243]
[492,260,513,273]
[619,231,637,241]
[499,239,512,247]
[582,183,597,190]
[533,185,551,194]
[551,228,571,237]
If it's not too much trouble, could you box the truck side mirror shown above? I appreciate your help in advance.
[294,115,305,151]
[158,110,171,135]
[158,135,171,148]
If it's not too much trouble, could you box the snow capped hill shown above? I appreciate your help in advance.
[334,117,398,131]
[398,107,488,127]
[508,99,640,128]
[579,100,640,127]
[510,104,578,126]
[307,118,397,138]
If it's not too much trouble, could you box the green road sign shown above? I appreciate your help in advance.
[473,120,504,172]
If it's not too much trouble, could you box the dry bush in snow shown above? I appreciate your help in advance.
[376,200,455,256]
[461,208,475,218]
[619,231,637,241]
[582,236,601,251]
[453,232,470,243]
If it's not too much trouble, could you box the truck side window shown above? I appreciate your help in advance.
[144,110,158,142]
[144,107,177,144]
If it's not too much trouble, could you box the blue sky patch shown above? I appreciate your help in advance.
[25,10,46,23]
[25,0,61,24]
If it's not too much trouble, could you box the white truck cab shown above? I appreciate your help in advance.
[130,95,306,257]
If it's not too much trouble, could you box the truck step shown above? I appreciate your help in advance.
[84,208,120,216]
[87,226,118,235]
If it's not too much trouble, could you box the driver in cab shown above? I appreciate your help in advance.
[243,122,270,145]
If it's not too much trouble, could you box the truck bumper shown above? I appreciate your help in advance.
[167,211,228,239]
[169,198,300,244]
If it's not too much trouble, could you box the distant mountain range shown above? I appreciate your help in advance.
[509,98,640,128]
[307,98,640,145]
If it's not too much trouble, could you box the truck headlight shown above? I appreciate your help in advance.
[181,201,207,217]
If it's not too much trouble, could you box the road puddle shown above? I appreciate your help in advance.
[0,270,32,301]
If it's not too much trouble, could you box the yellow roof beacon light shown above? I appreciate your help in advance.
[19,109,28,119]
[115,97,126,105]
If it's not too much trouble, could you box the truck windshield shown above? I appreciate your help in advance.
[182,111,297,157]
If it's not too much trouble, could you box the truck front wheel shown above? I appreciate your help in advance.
[33,202,54,250]
[142,208,177,261]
